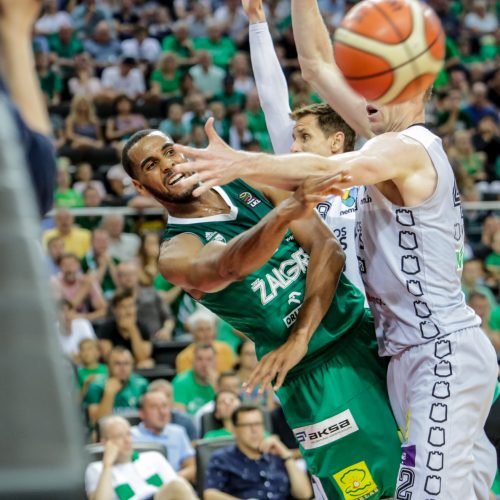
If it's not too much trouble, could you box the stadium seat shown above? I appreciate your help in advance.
[85,441,168,463]
[152,339,191,367]
[135,365,176,382]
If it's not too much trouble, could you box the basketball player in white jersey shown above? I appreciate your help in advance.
[171,1,498,497]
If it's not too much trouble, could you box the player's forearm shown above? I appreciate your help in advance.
[292,237,345,342]
[0,29,51,136]
[249,22,294,154]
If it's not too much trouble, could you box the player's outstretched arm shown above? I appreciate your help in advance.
[244,195,345,393]
[245,0,294,154]
[291,0,373,139]
[159,180,339,296]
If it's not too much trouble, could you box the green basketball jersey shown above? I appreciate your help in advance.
[164,180,367,375]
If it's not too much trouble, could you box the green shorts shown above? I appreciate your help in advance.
[276,312,400,499]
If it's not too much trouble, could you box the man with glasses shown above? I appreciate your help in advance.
[204,405,312,500]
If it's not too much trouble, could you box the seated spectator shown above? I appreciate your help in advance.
[34,0,73,36]
[81,228,120,299]
[35,50,62,106]
[229,52,255,96]
[468,291,500,352]
[172,344,217,415]
[84,20,121,68]
[462,257,497,306]
[58,300,97,362]
[105,163,138,206]
[448,129,487,183]
[187,123,208,148]
[54,167,84,208]
[131,391,196,481]
[45,235,65,276]
[435,89,474,136]
[102,213,141,261]
[85,416,197,500]
[136,232,161,287]
[106,94,149,144]
[100,57,146,101]
[77,338,108,400]
[209,101,229,142]
[52,253,107,322]
[43,209,92,258]
[50,24,85,79]
[76,186,105,231]
[176,311,236,374]
[121,24,162,63]
[72,0,112,37]
[67,53,103,99]
[159,103,190,143]
[150,53,183,99]
[213,74,245,116]
[85,347,149,424]
[189,51,226,99]
[116,261,174,341]
[182,92,210,131]
[193,20,236,68]
[472,116,500,183]
[72,162,107,198]
[485,230,500,281]
[203,390,241,439]
[464,0,498,35]
[161,21,197,67]
[99,289,154,367]
[113,0,140,39]
[213,0,248,44]
[148,7,171,41]
[228,112,253,150]
[204,405,312,500]
[186,3,210,39]
[464,82,498,127]
[148,379,198,441]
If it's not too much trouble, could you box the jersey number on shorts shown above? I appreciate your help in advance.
[396,467,415,499]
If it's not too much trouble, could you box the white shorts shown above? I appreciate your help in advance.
[387,326,498,500]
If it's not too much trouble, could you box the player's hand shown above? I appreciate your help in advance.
[242,0,266,23]
[102,441,120,468]
[173,118,250,197]
[243,336,308,394]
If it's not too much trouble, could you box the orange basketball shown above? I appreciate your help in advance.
[333,0,445,105]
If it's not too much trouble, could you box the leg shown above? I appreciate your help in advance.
[390,328,497,499]
[154,478,198,500]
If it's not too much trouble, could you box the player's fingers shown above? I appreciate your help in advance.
[204,117,225,146]
[244,357,271,393]
[273,364,290,391]
[173,144,207,161]
[192,178,219,197]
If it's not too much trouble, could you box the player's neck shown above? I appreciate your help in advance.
[165,189,231,219]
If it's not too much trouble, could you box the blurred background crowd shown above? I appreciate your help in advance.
[31,0,499,496]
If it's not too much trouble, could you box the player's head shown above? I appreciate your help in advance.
[290,103,356,156]
[122,130,197,204]
[366,87,430,135]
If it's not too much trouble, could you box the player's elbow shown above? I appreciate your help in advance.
[324,236,346,269]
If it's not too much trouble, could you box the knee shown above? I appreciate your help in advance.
[155,478,197,500]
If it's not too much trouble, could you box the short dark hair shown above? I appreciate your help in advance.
[231,404,263,426]
[111,288,134,308]
[121,129,155,179]
[290,103,356,152]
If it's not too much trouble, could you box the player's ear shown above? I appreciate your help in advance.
[330,131,345,154]
[131,179,148,196]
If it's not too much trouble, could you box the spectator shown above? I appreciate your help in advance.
[468,291,500,352]
[77,338,108,400]
[72,0,112,37]
[81,228,120,299]
[204,405,312,500]
[435,89,474,136]
[464,0,498,36]
[464,81,499,127]
[148,379,198,441]
[57,299,97,362]
[189,51,226,99]
[176,310,236,373]
[43,209,92,258]
[213,74,246,116]
[115,260,175,341]
[34,0,73,36]
[113,0,140,39]
[98,288,154,367]
[194,20,237,68]
[35,50,62,106]
[172,343,217,415]
[472,116,500,182]
[148,7,171,42]
[213,0,248,44]
[462,257,497,306]
[228,112,253,150]
[84,20,122,68]
[185,3,210,39]
[150,53,183,99]
[121,24,162,63]
[182,92,210,131]
[448,129,487,182]
[85,346,149,424]
[85,416,197,500]
[209,101,229,142]
[76,186,105,231]
[51,253,107,321]
[136,232,161,287]
[485,230,500,280]
[54,167,84,208]
[159,103,189,143]
[100,57,146,100]
[130,391,196,481]
[105,162,137,206]
[45,235,65,276]
[67,53,103,99]
[203,390,241,439]
[102,213,141,261]
[105,94,148,144]
[161,21,197,67]
[72,162,107,198]
[50,24,85,79]
[229,52,255,96]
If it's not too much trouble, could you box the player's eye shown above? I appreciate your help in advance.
[302,134,310,141]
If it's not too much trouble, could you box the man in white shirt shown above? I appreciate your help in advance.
[121,25,162,64]
[101,57,146,100]
[85,415,198,500]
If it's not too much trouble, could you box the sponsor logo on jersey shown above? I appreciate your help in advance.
[238,191,261,208]
[316,201,332,220]
[332,460,378,499]
[339,187,359,215]
[401,445,416,467]
[283,305,301,327]
[251,248,309,305]
[293,410,358,450]
[205,231,226,243]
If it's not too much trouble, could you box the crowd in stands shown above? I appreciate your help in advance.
[33,0,499,498]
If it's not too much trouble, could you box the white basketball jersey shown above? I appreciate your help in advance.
[356,125,479,356]
[316,187,367,303]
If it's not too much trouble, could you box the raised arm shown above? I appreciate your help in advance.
[245,0,294,154]
[291,0,372,138]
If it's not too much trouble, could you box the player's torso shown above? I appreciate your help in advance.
[356,126,479,356]
[164,180,366,369]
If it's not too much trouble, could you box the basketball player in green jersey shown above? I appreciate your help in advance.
[121,129,401,499]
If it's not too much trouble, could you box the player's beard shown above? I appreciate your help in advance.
[145,182,200,204]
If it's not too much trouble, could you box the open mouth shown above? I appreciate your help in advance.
[167,173,184,186]
[366,104,379,116]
